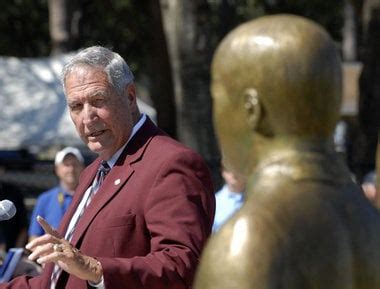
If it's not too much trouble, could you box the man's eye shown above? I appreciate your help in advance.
[93,99,105,107]
[69,103,82,111]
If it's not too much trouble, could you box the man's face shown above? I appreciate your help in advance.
[65,65,137,160]
[55,154,84,190]
[222,169,246,193]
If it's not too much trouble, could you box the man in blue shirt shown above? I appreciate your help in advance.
[212,166,246,232]
[28,147,84,241]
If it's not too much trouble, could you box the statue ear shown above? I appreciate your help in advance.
[244,88,261,130]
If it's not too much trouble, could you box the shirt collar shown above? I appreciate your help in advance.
[223,185,244,201]
[106,113,147,168]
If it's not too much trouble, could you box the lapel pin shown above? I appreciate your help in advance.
[114,179,121,185]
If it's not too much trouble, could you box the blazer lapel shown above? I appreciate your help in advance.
[69,118,160,246]
[69,163,135,246]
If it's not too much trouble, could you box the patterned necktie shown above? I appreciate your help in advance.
[50,160,110,289]
[65,160,110,241]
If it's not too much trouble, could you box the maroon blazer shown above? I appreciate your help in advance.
[1,118,215,289]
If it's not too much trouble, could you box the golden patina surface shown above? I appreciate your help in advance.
[195,14,380,289]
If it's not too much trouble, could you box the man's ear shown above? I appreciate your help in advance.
[126,83,137,105]
[244,88,261,130]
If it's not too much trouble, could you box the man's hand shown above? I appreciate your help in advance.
[25,216,103,284]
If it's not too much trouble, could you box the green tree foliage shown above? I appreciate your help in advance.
[0,0,50,57]
[209,0,344,40]
[208,0,265,41]
[0,0,344,68]
[0,0,152,75]
[261,0,345,40]
[77,0,152,74]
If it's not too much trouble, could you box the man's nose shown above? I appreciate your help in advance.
[65,165,75,173]
[83,104,97,125]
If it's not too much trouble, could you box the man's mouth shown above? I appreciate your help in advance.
[88,130,106,138]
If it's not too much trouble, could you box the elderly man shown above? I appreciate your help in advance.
[28,147,85,241]
[194,15,380,289]
[1,46,214,289]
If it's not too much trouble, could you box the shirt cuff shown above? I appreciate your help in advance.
[88,275,105,289]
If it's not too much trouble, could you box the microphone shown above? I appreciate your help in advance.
[0,200,16,221]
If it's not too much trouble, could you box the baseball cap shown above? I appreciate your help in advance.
[54,147,84,166]
[363,171,376,184]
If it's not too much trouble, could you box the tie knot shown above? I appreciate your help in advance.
[99,160,111,175]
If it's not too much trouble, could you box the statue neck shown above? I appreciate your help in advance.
[250,137,352,193]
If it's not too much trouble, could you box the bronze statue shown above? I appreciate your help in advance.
[194,14,380,289]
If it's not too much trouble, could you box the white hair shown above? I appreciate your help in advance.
[61,46,134,95]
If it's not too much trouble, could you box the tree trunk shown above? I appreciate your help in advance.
[48,0,81,54]
[147,0,177,137]
[160,0,221,184]
[342,0,358,61]
[358,0,380,177]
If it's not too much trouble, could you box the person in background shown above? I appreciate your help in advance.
[212,165,245,232]
[0,46,215,289]
[28,147,84,242]
[361,170,377,203]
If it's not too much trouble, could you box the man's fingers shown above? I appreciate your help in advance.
[26,234,55,251]
[37,215,61,238]
[28,242,55,261]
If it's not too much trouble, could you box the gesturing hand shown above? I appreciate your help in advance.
[25,216,103,284]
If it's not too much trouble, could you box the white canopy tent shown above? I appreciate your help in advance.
[0,53,156,151]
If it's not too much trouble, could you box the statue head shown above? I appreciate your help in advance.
[211,14,342,177]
